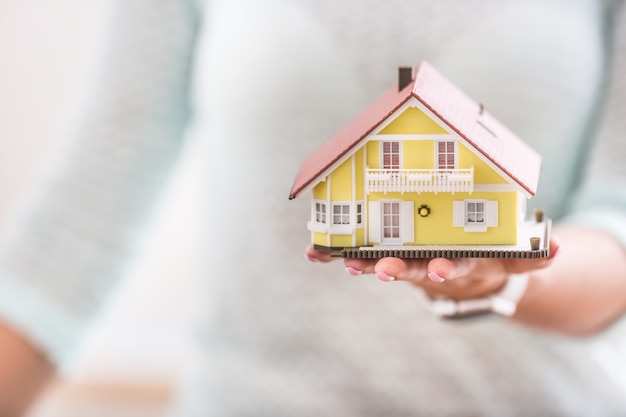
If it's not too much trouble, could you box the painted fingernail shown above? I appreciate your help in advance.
[428,272,446,283]
[375,271,396,282]
[305,253,319,263]
[345,267,363,276]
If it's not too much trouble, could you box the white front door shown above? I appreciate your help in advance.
[381,201,401,244]
[368,200,414,245]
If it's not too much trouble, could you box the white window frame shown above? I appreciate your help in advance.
[332,203,351,225]
[314,201,327,225]
[453,199,498,232]
[311,201,364,235]
[355,202,364,226]
[326,202,353,234]
[436,140,456,171]
[381,141,401,171]
[308,200,329,233]
[381,201,402,243]
[466,200,486,226]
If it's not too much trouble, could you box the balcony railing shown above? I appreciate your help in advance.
[366,167,474,194]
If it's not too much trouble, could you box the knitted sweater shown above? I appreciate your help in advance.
[1,0,626,415]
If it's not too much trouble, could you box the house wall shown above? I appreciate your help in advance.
[366,191,518,245]
[378,106,447,135]
[458,143,509,185]
[330,158,352,200]
[402,139,433,168]
[354,149,366,245]
[311,147,367,248]
[329,155,353,248]
[309,104,521,250]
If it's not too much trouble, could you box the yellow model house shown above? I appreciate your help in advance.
[290,62,548,258]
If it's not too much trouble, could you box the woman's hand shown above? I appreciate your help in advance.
[305,236,561,301]
[307,225,626,336]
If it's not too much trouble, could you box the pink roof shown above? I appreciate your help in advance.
[289,61,541,199]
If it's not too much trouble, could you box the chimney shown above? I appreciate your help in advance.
[398,66,413,91]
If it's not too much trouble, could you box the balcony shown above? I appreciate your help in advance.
[365,167,474,194]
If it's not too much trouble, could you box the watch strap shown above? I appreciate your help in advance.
[424,273,529,318]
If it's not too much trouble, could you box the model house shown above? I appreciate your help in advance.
[290,62,549,258]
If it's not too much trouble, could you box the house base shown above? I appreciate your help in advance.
[316,219,552,259]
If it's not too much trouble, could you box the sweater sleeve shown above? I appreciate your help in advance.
[563,0,626,247]
[0,0,198,368]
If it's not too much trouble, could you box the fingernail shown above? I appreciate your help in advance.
[428,272,446,283]
[345,267,363,276]
[305,253,319,263]
[375,271,396,282]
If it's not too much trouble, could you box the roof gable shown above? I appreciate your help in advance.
[411,62,541,197]
[290,61,541,199]
[378,106,448,135]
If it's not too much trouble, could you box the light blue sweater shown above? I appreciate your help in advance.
[1,0,626,415]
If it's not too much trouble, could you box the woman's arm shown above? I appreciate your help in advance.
[0,323,53,417]
[0,0,199,403]
[516,0,626,335]
[515,225,626,336]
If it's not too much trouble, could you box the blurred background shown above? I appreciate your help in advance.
[4,1,626,416]
[0,1,201,415]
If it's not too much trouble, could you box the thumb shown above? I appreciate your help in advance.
[506,235,562,274]
[427,257,479,282]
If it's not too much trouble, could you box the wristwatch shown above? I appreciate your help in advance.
[423,273,529,318]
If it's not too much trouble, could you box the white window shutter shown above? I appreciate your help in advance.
[369,201,381,243]
[402,201,415,243]
[453,201,465,227]
[487,201,499,227]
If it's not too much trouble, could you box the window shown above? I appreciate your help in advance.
[466,200,486,225]
[356,203,363,226]
[453,200,497,231]
[382,201,401,240]
[382,141,400,171]
[437,141,456,171]
[314,202,364,231]
[332,204,351,225]
[315,202,327,224]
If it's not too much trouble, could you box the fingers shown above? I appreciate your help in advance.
[304,246,492,299]
[499,234,562,274]
[344,256,505,300]
[426,257,479,282]
[344,256,481,284]
[374,257,430,283]
[304,246,428,283]
[307,233,561,288]
[304,245,334,263]
[342,256,496,284]
[343,256,430,283]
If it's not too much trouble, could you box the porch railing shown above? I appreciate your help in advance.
[365,167,474,194]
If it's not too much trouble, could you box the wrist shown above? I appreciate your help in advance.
[422,273,529,318]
